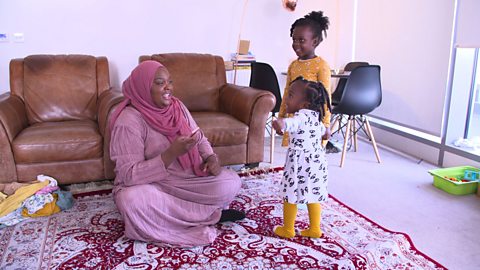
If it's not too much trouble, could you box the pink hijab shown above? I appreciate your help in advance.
[110,60,207,176]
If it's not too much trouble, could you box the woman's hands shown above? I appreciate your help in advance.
[161,135,197,167]
[161,136,221,176]
[272,118,285,135]
[170,136,197,155]
[201,154,221,176]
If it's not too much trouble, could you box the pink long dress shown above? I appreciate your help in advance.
[110,105,242,247]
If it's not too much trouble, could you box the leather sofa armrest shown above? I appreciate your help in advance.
[219,84,275,164]
[97,88,124,180]
[219,83,276,125]
[0,92,28,183]
[97,88,124,136]
[0,93,28,143]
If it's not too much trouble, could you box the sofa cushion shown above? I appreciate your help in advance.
[145,54,226,112]
[12,120,102,163]
[191,112,247,147]
[23,55,98,124]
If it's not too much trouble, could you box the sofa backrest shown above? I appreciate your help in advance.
[9,54,110,124]
[139,53,227,112]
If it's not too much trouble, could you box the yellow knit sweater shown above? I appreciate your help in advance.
[279,56,331,147]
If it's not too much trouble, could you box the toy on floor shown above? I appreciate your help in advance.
[463,170,479,181]
[446,177,460,182]
[445,176,474,183]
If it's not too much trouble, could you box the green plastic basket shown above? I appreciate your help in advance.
[428,166,479,195]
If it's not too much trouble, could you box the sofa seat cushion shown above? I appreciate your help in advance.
[12,120,102,163]
[191,112,248,147]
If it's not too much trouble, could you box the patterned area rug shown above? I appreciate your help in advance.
[0,168,446,269]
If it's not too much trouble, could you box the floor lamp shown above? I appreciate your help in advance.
[234,0,298,164]
[233,0,250,85]
[233,0,297,84]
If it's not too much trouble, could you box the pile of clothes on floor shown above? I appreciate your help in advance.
[0,175,74,229]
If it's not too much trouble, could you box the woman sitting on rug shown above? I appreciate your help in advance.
[109,60,245,247]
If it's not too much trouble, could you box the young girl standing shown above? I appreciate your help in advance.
[272,77,331,239]
[279,10,332,147]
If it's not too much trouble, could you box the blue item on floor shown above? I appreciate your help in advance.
[463,170,479,181]
[54,190,74,211]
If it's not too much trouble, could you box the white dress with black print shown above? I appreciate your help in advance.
[281,109,328,204]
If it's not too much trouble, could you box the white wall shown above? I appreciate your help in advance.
[356,0,480,167]
[456,0,480,46]
[354,0,455,137]
[0,0,344,93]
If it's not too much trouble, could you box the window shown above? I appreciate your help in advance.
[447,47,480,153]
[466,55,480,139]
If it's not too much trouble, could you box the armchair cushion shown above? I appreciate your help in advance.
[22,55,99,124]
[139,53,225,112]
[12,120,102,163]
[192,112,247,146]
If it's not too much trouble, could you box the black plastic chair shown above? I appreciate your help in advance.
[330,65,382,167]
[331,62,369,106]
[250,62,282,163]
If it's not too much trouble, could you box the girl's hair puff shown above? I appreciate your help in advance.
[290,11,329,43]
[291,76,331,121]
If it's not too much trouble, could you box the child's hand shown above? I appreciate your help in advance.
[272,119,285,135]
[322,127,331,140]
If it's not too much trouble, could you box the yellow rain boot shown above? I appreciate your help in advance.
[274,201,297,238]
[300,203,323,238]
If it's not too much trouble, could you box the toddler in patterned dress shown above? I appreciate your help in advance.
[272,76,331,239]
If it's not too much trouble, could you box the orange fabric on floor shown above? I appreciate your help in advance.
[21,194,61,217]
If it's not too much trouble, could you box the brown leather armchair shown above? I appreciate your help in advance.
[139,53,276,166]
[0,55,123,185]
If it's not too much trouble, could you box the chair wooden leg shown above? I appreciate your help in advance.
[340,118,352,167]
[330,114,340,134]
[352,118,358,152]
[365,117,381,163]
[270,115,275,164]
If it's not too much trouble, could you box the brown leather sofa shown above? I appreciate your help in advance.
[0,55,122,185]
[139,53,276,166]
